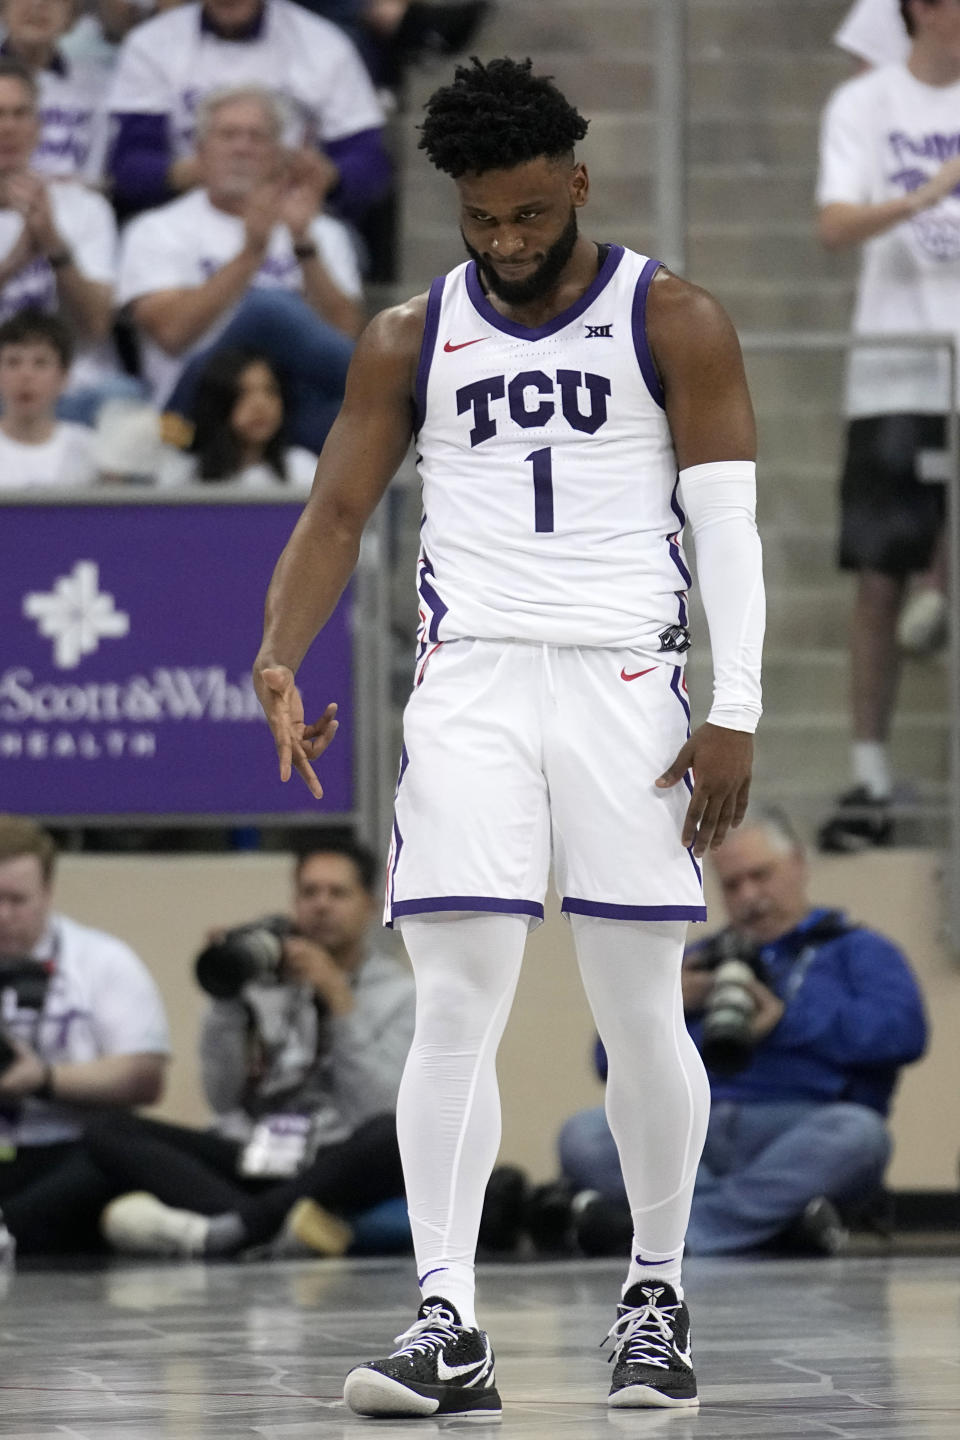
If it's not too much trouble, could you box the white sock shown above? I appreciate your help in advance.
[395,913,528,1333]
[569,915,711,1305]
[852,741,891,800]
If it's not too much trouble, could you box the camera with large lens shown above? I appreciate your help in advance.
[0,957,53,1079]
[696,930,769,1077]
[194,917,294,1000]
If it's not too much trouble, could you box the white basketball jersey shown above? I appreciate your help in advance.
[413,245,691,654]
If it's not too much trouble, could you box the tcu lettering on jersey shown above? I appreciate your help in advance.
[413,245,694,655]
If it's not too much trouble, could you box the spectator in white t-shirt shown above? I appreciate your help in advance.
[834,0,910,69]
[0,0,111,182]
[106,0,389,221]
[0,55,139,422]
[158,348,317,489]
[815,0,960,853]
[0,308,97,486]
[0,815,170,1257]
[118,85,362,452]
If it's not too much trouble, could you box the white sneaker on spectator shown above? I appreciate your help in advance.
[897,588,948,655]
[101,1192,210,1257]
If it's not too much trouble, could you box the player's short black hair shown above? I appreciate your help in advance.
[294,838,379,896]
[419,56,589,178]
[0,308,73,369]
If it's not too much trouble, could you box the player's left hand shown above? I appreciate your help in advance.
[656,721,753,859]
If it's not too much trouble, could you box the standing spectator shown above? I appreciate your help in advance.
[1,0,111,182]
[0,815,170,1257]
[557,810,928,1256]
[834,0,910,69]
[106,0,389,220]
[0,56,134,422]
[815,0,960,851]
[157,348,318,489]
[117,85,362,451]
[0,308,98,487]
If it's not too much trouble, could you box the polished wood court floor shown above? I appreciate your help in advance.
[2,1252,959,1436]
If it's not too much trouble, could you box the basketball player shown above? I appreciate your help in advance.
[253,58,764,1418]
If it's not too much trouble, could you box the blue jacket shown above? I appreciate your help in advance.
[596,908,928,1116]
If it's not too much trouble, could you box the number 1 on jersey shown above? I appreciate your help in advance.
[525,448,554,533]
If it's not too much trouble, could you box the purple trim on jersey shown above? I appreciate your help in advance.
[416,546,447,642]
[631,259,665,409]
[562,898,707,922]
[388,896,545,928]
[669,665,703,886]
[464,244,624,342]
[668,479,693,587]
[414,275,445,432]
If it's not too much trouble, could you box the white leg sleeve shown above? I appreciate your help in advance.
[570,915,711,1295]
[395,914,527,1327]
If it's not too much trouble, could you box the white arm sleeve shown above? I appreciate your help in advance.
[678,459,765,734]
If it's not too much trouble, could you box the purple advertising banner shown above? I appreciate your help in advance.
[0,502,353,818]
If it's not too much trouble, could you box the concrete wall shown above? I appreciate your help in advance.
[55,849,959,1190]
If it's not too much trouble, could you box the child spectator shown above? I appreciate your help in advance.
[0,307,97,486]
[160,348,317,488]
[1,0,111,182]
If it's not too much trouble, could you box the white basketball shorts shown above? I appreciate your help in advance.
[384,639,706,927]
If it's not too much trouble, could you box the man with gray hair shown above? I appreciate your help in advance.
[554,808,928,1255]
[117,84,364,452]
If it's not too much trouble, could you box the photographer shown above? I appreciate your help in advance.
[87,839,416,1256]
[0,815,170,1257]
[554,809,928,1256]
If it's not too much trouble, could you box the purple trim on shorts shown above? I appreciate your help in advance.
[465,245,624,341]
[417,546,448,642]
[387,896,545,928]
[562,898,707,922]
[669,666,703,886]
[387,745,410,913]
[631,259,665,409]
[414,275,445,432]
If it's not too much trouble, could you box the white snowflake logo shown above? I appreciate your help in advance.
[23,561,130,670]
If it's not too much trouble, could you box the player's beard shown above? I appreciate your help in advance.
[463,208,580,306]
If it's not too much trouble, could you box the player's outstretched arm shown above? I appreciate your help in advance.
[253,297,425,797]
[647,270,764,858]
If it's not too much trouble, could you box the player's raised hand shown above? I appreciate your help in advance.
[254,663,338,799]
[656,722,753,859]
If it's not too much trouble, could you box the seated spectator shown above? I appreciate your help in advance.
[554,809,928,1256]
[0,308,98,486]
[0,56,138,422]
[117,84,362,453]
[0,815,170,1259]
[106,0,389,221]
[1,0,111,182]
[158,348,318,489]
[88,840,415,1258]
[309,1,492,94]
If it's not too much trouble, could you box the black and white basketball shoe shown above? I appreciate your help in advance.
[343,1297,502,1418]
[605,1282,699,1408]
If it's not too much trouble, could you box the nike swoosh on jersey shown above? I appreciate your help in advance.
[620,666,657,682]
[443,337,488,352]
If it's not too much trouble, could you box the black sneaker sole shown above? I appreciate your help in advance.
[344,1367,502,1418]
